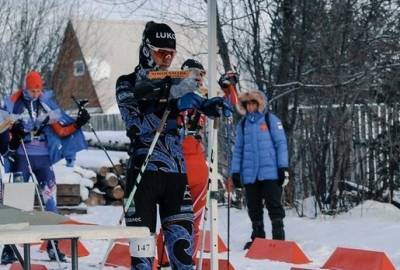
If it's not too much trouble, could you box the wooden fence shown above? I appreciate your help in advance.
[83,113,125,131]
[291,103,400,211]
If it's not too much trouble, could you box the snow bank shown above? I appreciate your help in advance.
[338,199,400,222]
[75,149,129,169]
[53,160,96,201]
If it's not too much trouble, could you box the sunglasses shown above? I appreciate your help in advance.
[148,44,176,58]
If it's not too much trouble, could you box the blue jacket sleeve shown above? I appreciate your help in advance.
[268,113,288,168]
[230,119,244,174]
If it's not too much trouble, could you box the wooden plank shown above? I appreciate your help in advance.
[0,205,68,225]
[57,196,81,206]
[359,105,368,189]
[0,225,150,245]
[57,206,88,215]
[57,184,80,196]
[0,222,29,231]
[367,107,375,185]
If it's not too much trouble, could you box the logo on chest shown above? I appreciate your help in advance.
[260,123,268,132]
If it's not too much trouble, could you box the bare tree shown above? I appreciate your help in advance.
[0,0,76,97]
[78,0,400,212]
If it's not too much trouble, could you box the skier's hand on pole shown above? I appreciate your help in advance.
[9,121,25,150]
[200,97,233,118]
[218,71,239,89]
[75,108,90,128]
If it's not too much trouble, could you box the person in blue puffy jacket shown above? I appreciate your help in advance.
[0,71,89,264]
[228,90,290,249]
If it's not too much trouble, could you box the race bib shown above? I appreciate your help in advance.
[129,236,155,258]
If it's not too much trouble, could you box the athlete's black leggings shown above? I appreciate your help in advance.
[125,167,194,270]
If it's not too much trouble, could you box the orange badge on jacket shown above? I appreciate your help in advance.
[260,123,268,132]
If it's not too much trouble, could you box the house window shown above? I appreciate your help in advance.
[73,60,85,77]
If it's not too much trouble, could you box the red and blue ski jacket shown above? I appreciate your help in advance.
[1,89,87,171]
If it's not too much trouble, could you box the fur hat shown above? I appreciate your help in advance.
[236,90,267,115]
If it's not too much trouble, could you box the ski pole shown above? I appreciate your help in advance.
[225,115,234,269]
[20,140,63,270]
[121,107,171,219]
[71,96,124,183]
[199,113,220,270]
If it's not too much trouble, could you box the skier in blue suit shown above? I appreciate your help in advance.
[116,21,232,270]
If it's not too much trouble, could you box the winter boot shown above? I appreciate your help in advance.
[47,241,67,262]
[243,221,265,249]
[1,245,17,265]
[243,241,253,250]
[271,218,285,240]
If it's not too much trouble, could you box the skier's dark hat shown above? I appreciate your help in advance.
[181,59,205,71]
[143,21,176,51]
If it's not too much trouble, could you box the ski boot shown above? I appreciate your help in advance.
[243,221,265,250]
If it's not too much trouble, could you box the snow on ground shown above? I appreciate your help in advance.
[75,149,129,169]
[1,200,399,269]
[217,200,400,270]
[1,147,400,269]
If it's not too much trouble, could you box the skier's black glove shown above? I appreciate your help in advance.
[218,71,239,89]
[278,168,289,187]
[231,173,242,188]
[75,109,90,128]
[9,121,25,150]
[134,76,172,101]
[200,97,233,118]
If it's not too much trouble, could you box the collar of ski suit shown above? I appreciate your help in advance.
[245,111,264,123]
[22,89,42,102]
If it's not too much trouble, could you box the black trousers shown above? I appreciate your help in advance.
[125,165,194,270]
[244,180,285,240]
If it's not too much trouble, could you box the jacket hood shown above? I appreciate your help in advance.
[236,90,267,115]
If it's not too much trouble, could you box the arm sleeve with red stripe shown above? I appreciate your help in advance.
[51,122,77,138]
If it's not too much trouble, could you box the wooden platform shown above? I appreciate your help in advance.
[0,205,150,270]
[0,224,149,245]
[0,205,68,225]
